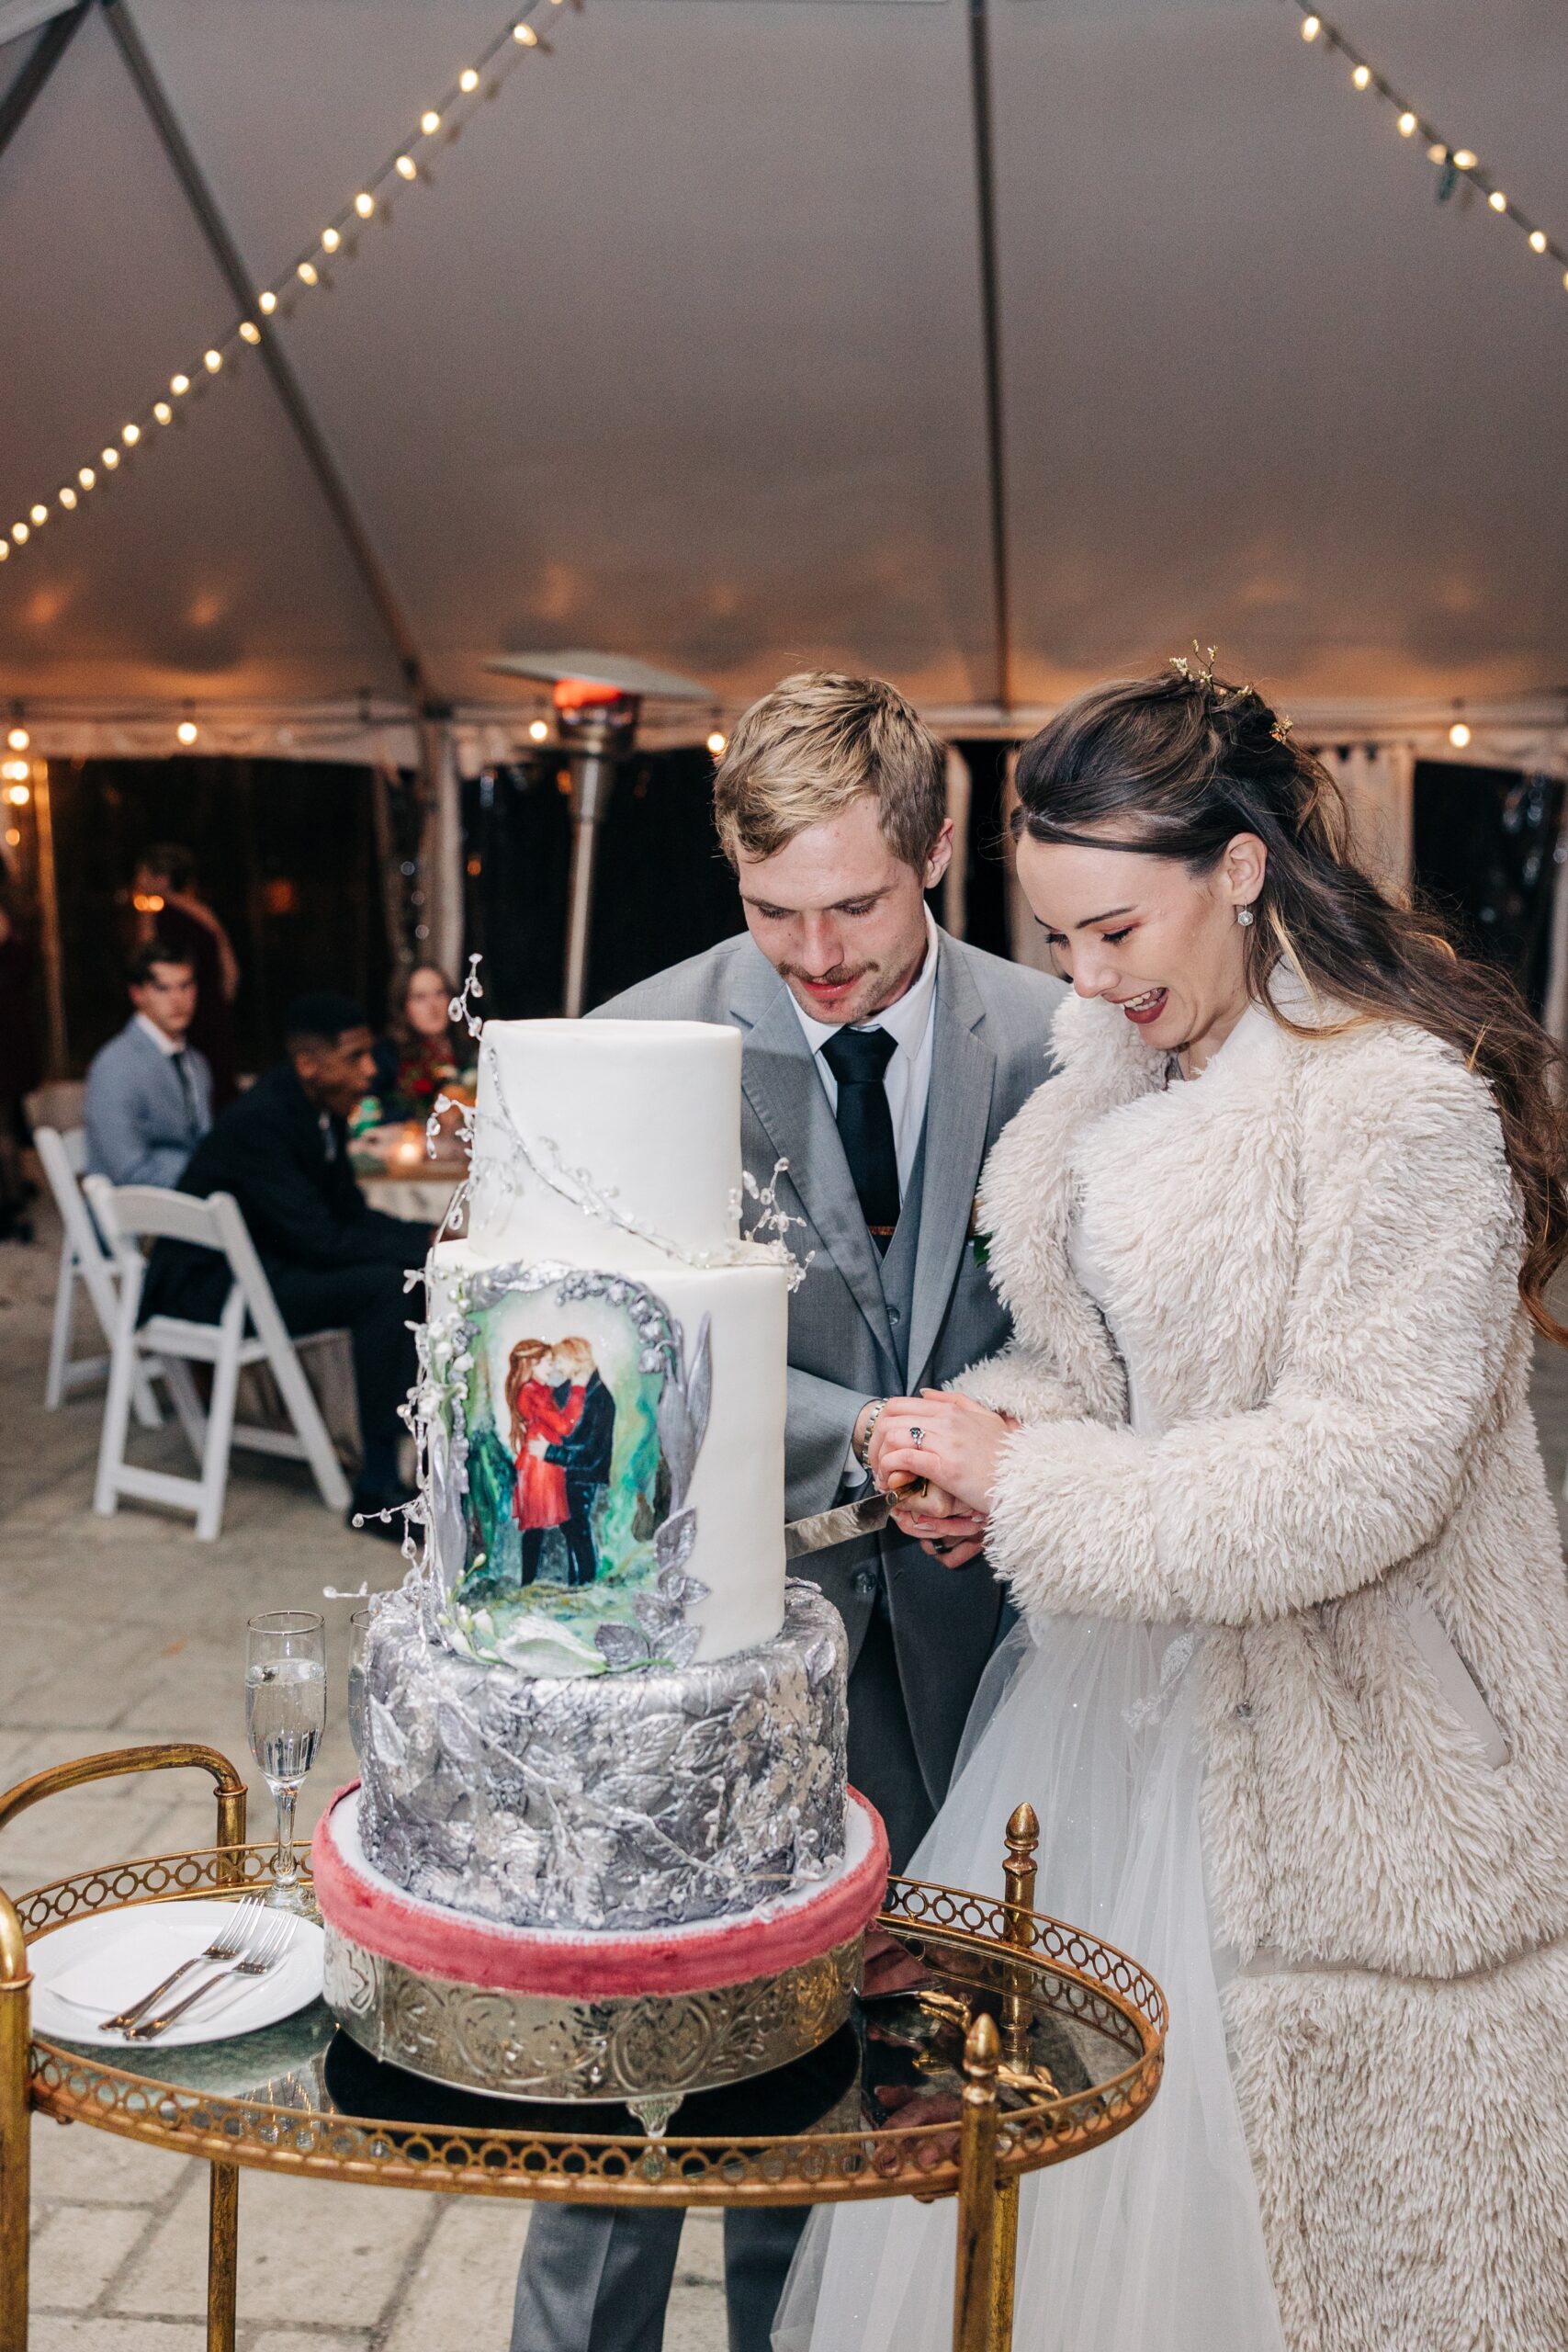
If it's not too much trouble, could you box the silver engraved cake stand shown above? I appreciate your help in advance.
[0,1747,1167,2352]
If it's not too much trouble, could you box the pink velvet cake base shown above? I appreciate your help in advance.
[312,1781,889,1999]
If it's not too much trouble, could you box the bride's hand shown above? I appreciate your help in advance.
[875,1390,1015,1517]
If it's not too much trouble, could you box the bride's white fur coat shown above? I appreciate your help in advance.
[953,984,1568,2352]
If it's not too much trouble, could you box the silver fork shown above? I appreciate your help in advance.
[100,1896,265,2033]
[125,1911,295,2041]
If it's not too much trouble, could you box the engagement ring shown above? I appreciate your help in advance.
[908,1425,924,1445]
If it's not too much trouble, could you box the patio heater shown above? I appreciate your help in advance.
[486,650,714,1017]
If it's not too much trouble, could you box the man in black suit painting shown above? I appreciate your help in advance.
[141,991,429,1535]
[532,1336,615,1585]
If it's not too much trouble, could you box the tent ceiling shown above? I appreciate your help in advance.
[0,0,1564,741]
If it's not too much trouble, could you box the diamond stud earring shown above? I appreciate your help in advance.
[1236,906,1256,928]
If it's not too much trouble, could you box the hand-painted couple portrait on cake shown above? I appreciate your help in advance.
[504,1333,615,1590]
[442,1265,713,1675]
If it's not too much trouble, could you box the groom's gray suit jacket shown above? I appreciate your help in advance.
[595,925,1065,1811]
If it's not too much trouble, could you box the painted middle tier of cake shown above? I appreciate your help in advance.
[357,1579,849,1933]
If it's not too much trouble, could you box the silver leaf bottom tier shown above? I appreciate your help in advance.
[357,1579,849,1933]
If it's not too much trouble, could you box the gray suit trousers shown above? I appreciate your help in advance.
[508,1617,928,2352]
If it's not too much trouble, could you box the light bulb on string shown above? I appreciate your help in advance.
[355,192,375,219]
[101,448,118,469]
[1453,150,1476,171]
[1530,231,1548,254]
[1397,111,1416,136]
[28,504,47,527]
[78,466,95,489]
[706,731,728,757]
[10,526,27,546]
[421,108,441,134]
[460,67,479,91]
[321,227,341,254]
[1301,14,1320,37]
[239,322,260,345]
[58,487,76,511]
[259,290,277,314]
[122,423,140,445]
[1427,142,1447,164]
[0,546,8,564]
[527,718,549,742]
[1351,62,1371,89]
[1488,190,1506,214]
[1449,719,1472,750]
[395,154,417,180]
[152,402,172,424]
[297,261,319,287]
[176,719,198,746]
[6,727,28,752]
[513,22,538,44]
[171,373,190,396]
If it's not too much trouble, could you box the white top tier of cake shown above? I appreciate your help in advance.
[468,1018,743,1270]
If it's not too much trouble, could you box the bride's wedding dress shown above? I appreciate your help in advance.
[776,1144,1287,2352]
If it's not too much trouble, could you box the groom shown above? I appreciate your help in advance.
[513,670,1065,2352]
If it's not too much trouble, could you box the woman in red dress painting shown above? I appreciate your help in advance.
[506,1340,585,1586]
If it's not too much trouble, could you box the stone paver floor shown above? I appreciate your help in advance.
[6,1205,1567,2351]
[0,1212,728,2351]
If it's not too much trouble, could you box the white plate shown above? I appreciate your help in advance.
[30,1900,325,2049]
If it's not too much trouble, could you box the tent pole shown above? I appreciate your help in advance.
[0,0,91,170]
[31,762,68,1080]
[965,0,1013,717]
[100,0,434,713]
[416,718,464,983]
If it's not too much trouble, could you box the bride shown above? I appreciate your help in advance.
[780,666,1568,2352]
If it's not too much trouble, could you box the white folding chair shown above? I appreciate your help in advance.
[85,1177,354,1542]
[33,1125,162,1425]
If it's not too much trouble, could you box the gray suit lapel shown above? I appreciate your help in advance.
[732,959,898,1371]
[905,939,995,1392]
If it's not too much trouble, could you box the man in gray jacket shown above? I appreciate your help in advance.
[513,673,1064,2352]
[85,942,212,1187]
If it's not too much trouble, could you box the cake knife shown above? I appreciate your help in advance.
[783,1480,929,1559]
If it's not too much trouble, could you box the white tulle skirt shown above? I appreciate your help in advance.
[774,1617,1287,2352]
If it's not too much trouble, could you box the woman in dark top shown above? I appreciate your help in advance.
[369,963,476,1122]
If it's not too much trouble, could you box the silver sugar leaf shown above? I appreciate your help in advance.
[655,1508,697,1575]
[595,1622,652,1670]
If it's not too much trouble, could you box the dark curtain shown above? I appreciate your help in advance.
[463,746,743,1016]
[952,740,1018,957]
[1412,763,1563,1016]
[49,756,389,1076]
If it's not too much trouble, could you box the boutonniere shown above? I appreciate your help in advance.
[969,1193,991,1267]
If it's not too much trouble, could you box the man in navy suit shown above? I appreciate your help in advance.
[85,943,212,1187]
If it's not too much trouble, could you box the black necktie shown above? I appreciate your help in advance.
[820,1026,899,1252]
[172,1049,199,1131]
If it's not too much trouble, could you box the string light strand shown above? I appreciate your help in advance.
[1287,4,1567,295]
[1,0,566,564]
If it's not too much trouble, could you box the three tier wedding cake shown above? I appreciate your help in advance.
[315,1017,888,2118]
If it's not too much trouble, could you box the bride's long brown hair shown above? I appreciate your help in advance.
[1012,668,1568,1342]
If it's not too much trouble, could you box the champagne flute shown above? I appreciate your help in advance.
[347,1607,371,1762]
[245,1611,326,1911]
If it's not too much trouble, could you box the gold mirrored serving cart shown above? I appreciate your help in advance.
[0,1747,1166,2352]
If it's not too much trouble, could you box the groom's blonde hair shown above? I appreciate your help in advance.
[713,671,948,872]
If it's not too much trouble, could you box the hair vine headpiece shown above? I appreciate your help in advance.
[1168,642,1218,688]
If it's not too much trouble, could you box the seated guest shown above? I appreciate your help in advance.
[364,963,476,1125]
[142,991,429,1537]
[133,842,242,1109]
[85,943,212,1187]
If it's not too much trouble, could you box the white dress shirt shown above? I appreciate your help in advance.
[134,1012,183,1058]
[790,906,939,1201]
